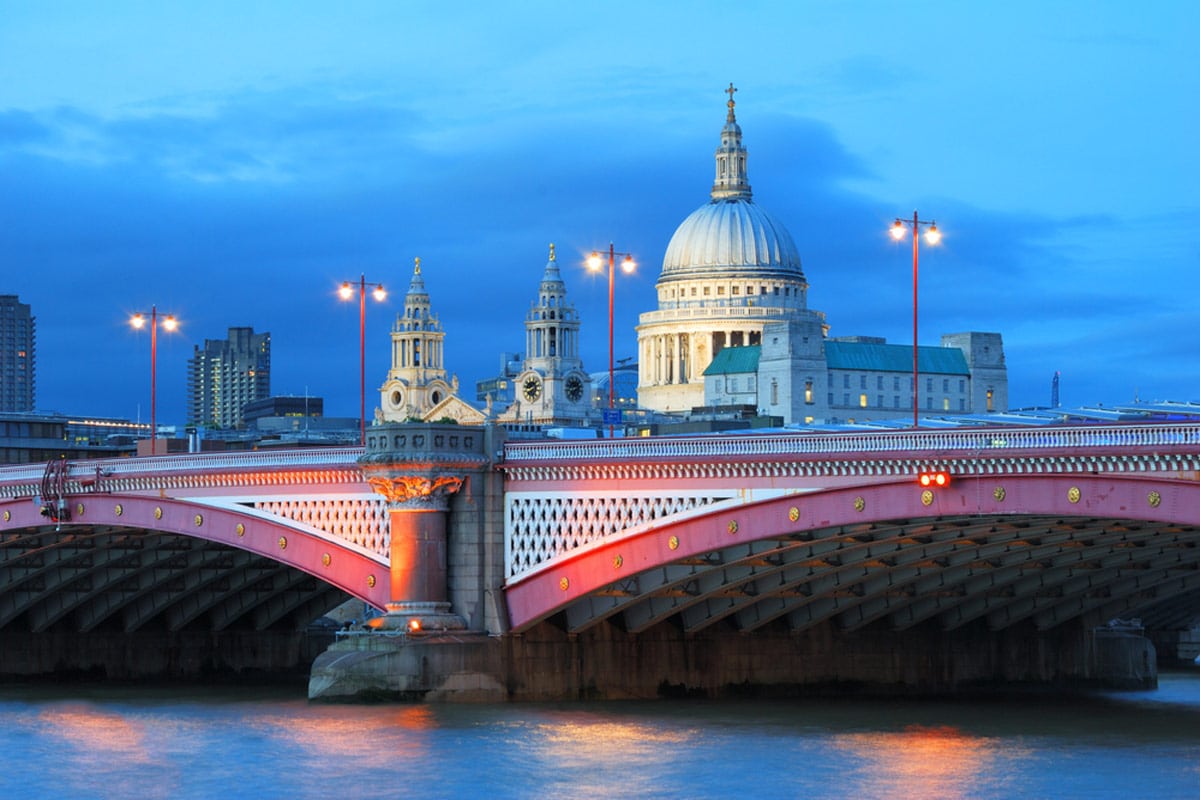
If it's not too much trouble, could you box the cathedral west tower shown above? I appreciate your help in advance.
[636,85,811,413]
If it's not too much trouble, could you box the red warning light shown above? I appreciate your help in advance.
[918,471,951,488]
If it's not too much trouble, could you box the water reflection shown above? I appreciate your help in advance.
[834,723,1023,799]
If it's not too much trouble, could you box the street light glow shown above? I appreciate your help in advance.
[621,255,636,274]
[890,220,907,241]
[924,223,941,245]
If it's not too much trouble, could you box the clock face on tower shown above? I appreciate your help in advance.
[565,375,584,402]
[522,375,542,402]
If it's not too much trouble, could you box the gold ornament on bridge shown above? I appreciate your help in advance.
[2,510,8,522]
[322,553,332,567]
[194,514,203,526]
[994,487,1006,502]
[76,503,84,517]
[1148,491,1162,508]
[1068,486,1081,504]
[559,577,569,591]
[613,554,623,569]
[367,574,376,588]
[114,504,123,516]
[921,490,934,506]
[236,523,245,537]
[788,506,799,522]
[854,497,865,512]
[278,536,287,550]
[368,475,465,505]
[154,507,162,519]
[668,535,680,550]
[728,519,739,535]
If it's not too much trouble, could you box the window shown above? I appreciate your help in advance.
[703,287,711,296]
[843,374,850,389]
[859,394,868,408]
[959,379,966,393]
[943,378,949,392]
[717,286,725,295]
[771,379,779,405]
[987,388,994,411]
[894,377,900,391]
[943,397,950,411]
[804,380,813,404]
[732,286,739,295]
[860,375,867,389]
[730,377,739,392]
[877,376,884,390]
[926,378,933,392]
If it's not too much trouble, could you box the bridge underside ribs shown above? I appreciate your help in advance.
[0,526,350,634]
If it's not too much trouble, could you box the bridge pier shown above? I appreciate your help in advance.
[363,466,468,633]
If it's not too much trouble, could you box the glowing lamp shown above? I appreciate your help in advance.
[918,471,951,488]
[621,254,636,274]
[408,618,422,633]
[890,220,907,240]
[924,223,941,245]
[587,251,603,271]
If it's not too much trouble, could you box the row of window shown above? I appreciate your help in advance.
[837,374,968,393]
[666,283,801,299]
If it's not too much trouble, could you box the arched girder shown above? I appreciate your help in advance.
[0,494,390,617]
[505,474,1200,635]
[866,519,1162,632]
[165,562,291,632]
[124,549,263,632]
[78,544,250,632]
[890,521,1172,631]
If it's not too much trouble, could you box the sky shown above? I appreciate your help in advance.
[1,1,1197,425]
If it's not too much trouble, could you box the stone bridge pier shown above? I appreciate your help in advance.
[309,423,509,700]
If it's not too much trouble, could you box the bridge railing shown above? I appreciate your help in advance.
[502,422,1200,463]
[0,447,365,488]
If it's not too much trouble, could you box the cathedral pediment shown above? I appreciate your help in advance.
[421,395,487,426]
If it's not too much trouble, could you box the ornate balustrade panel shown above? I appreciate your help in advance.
[506,490,743,580]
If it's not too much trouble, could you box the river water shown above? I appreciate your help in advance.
[2,671,1199,799]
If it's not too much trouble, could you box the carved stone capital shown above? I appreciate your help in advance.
[368,474,464,510]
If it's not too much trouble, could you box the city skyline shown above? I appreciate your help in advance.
[1,2,1196,424]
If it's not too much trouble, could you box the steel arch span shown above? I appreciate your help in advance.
[505,474,1200,635]
[0,493,390,634]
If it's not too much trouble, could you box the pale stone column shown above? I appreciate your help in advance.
[367,473,466,631]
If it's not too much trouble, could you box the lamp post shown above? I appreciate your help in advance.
[129,306,178,455]
[587,244,636,437]
[890,212,941,428]
[339,275,387,446]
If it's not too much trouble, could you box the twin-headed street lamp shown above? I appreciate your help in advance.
[587,244,635,437]
[339,275,387,445]
[890,211,941,428]
[129,306,178,455]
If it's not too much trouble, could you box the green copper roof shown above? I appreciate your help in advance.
[825,341,969,375]
[703,345,761,376]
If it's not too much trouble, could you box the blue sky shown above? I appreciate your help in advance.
[1,1,1197,424]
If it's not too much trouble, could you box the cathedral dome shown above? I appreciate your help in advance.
[657,85,805,286]
[660,197,803,282]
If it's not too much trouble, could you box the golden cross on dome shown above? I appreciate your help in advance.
[726,82,737,121]
[414,256,421,274]
[549,243,556,261]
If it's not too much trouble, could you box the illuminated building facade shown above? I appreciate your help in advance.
[0,295,35,413]
[187,326,271,428]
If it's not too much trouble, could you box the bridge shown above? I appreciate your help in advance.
[0,421,1197,695]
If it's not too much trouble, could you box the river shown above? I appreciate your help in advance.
[2,670,1199,799]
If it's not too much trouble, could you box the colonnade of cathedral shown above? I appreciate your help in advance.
[639,328,764,387]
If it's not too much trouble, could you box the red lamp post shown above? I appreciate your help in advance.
[129,306,178,455]
[587,244,636,437]
[339,275,387,445]
[890,212,941,428]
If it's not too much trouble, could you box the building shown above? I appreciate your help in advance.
[0,295,35,413]
[187,326,271,429]
[378,258,483,425]
[638,86,1006,424]
[0,411,143,464]
[495,244,595,427]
